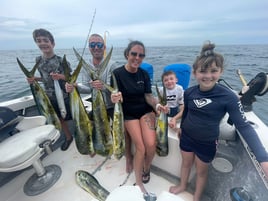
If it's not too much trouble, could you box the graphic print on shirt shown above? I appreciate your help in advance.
[166,95,176,102]
[193,98,212,108]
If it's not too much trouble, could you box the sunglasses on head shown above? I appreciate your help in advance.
[89,42,104,49]
[130,51,145,58]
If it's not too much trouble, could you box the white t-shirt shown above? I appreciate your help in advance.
[160,84,184,108]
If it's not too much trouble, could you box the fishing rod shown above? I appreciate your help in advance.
[236,69,248,86]
[103,30,109,58]
[81,8,97,57]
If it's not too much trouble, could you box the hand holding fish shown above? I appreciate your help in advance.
[26,77,36,84]
[111,91,123,103]
[50,72,65,81]
[90,79,104,90]
[65,82,76,93]
[156,103,169,113]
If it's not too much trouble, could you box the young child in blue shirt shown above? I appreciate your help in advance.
[169,41,268,201]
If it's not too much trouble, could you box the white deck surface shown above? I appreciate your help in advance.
[0,140,193,201]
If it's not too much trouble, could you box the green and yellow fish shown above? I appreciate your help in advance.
[17,58,61,130]
[155,84,169,156]
[104,74,125,160]
[76,170,109,201]
[73,48,113,156]
[63,56,94,155]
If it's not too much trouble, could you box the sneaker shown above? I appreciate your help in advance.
[61,137,73,151]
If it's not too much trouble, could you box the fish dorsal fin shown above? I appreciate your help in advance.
[17,57,40,78]
[62,55,71,81]
[70,58,83,84]
[98,47,113,76]
[73,47,95,79]
[156,83,166,105]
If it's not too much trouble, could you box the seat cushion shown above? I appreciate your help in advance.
[0,125,59,168]
[15,115,46,131]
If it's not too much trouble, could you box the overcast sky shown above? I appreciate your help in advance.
[0,0,267,50]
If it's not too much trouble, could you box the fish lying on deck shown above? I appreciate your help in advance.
[155,84,168,156]
[63,56,94,155]
[75,170,110,201]
[17,58,61,130]
[73,48,113,156]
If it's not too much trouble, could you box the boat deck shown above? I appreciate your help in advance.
[1,98,268,201]
[0,139,193,201]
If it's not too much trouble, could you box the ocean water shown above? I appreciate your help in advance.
[0,45,267,125]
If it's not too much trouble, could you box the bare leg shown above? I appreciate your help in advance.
[60,119,73,151]
[61,119,72,140]
[125,120,147,193]
[141,112,156,172]
[169,150,194,194]
[193,157,209,201]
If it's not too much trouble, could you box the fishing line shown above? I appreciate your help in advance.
[119,172,132,186]
[81,8,97,57]
[91,156,110,175]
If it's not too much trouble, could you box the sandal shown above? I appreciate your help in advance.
[142,169,150,184]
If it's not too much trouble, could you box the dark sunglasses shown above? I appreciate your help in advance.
[89,42,104,49]
[130,51,145,58]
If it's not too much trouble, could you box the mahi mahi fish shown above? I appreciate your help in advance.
[17,58,61,130]
[104,74,125,160]
[54,79,67,119]
[73,48,113,156]
[155,84,169,156]
[62,55,94,155]
[75,170,109,201]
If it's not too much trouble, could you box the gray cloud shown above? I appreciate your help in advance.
[0,0,268,50]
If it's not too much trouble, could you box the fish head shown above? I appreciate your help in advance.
[75,170,88,181]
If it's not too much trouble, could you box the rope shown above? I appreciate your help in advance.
[119,172,132,186]
[91,156,110,175]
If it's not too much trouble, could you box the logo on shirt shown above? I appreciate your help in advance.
[167,95,176,101]
[193,98,212,108]
[137,81,144,85]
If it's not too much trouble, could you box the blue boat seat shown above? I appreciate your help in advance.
[140,62,154,82]
[163,63,191,90]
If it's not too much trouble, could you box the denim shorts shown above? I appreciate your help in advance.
[168,107,179,117]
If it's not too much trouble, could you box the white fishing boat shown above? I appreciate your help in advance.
[0,67,267,201]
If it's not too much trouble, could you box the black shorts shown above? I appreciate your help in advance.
[168,107,179,117]
[124,109,154,120]
[179,132,218,163]
[50,97,72,121]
